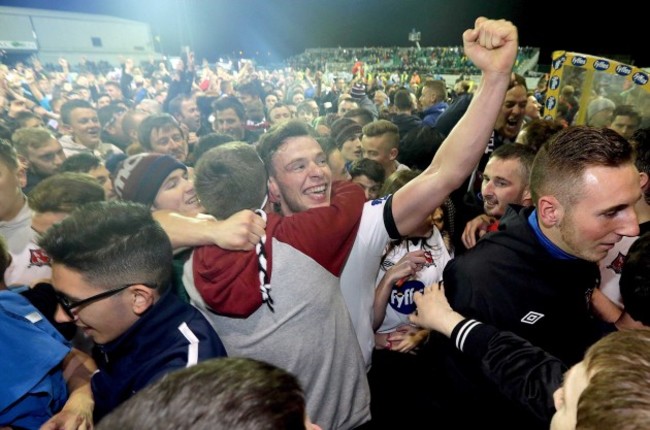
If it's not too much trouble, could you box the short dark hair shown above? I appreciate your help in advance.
[212,96,246,121]
[195,142,268,219]
[168,94,193,118]
[612,105,641,126]
[380,169,421,197]
[60,152,102,174]
[96,357,307,430]
[519,119,564,153]
[489,143,536,187]
[530,126,634,205]
[14,111,42,128]
[398,126,444,170]
[60,99,95,125]
[620,233,650,326]
[349,158,385,184]
[0,138,19,170]
[394,89,413,111]
[39,201,172,291]
[191,133,236,165]
[257,120,316,176]
[28,172,105,213]
[137,114,182,150]
[0,235,11,278]
[343,108,374,126]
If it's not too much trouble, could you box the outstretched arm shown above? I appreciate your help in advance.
[410,283,562,422]
[153,209,266,251]
[392,18,518,236]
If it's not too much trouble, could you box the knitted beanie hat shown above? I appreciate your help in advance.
[331,118,362,149]
[350,83,366,99]
[113,153,186,206]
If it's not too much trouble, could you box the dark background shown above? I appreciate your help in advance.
[0,0,646,68]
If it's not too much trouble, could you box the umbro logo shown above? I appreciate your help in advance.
[521,311,544,324]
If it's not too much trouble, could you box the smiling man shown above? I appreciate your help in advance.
[58,100,123,160]
[462,143,536,248]
[40,201,227,423]
[138,114,189,163]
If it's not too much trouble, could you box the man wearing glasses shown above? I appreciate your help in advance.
[39,200,227,423]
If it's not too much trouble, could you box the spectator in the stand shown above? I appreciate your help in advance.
[524,93,542,123]
[168,95,202,149]
[104,81,125,102]
[338,97,359,116]
[349,158,385,201]
[13,111,44,129]
[361,120,408,177]
[268,103,293,126]
[330,117,363,163]
[516,118,565,152]
[453,80,470,100]
[12,127,66,194]
[60,153,116,200]
[315,73,344,114]
[96,94,112,110]
[189,133,236,165]
[296,101,316,125]
[135,99,162,116]
[212,96,258,144]
[397,125,444,171]
[121,109,150,155]
[391,88,422,139]
[236,81,267,130]
[373,90,389,111]
[59,100,123,160]
[349,83,378,120]
[559,85,579,125]
[264,93,278,113]
[96,358,322,430]
[419,79,448,127]
[609,104,641,140]
[138,114,189,163]
[98,103,130,150]
[320,136,350,182]
[344,108,374,127]
[586,97,615,127]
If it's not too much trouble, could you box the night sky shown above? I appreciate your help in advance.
[0,0,647,68]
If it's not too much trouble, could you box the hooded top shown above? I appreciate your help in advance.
[185,180,371,429]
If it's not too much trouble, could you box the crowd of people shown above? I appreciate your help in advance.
[2,15,650,430]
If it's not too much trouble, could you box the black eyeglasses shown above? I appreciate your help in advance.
[55,283,151,319]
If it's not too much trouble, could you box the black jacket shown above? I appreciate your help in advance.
[426,206,604,429]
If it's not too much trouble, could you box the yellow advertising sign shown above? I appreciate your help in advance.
[544,51,649,126]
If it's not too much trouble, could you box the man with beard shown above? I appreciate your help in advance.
[168,95,202,150]
[461,143,535,248]
[431,126,641,429]
[12,127,66,193]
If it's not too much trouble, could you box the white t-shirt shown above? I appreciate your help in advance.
[375,227,452,333]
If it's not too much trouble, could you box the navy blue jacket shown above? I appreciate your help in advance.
[91,291,226,422]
